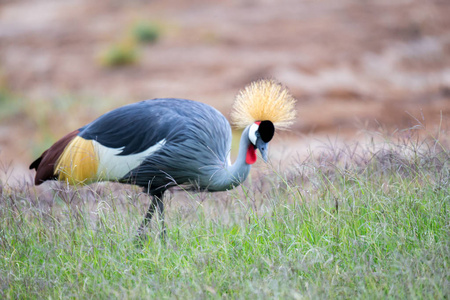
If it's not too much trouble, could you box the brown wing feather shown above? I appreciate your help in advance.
[30,130,79,185]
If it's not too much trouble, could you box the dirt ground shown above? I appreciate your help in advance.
[0,0,449,183]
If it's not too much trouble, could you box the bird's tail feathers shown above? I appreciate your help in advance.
[30,130,80,185]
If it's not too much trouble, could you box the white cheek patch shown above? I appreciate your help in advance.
[248,123,259,145]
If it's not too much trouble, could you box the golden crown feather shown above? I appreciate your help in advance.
[231,79,297,130]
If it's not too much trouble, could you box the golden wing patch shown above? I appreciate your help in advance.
[55,136,99,184]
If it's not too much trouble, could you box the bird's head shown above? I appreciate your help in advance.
[246,120,275,164]
[232,79,297,164]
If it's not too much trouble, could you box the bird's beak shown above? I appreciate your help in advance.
[255,138,269,162]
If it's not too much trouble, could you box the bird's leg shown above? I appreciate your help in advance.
[155,195,166,242]
[137,192,165,241]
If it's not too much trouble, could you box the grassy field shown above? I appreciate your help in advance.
[1,130,449,299]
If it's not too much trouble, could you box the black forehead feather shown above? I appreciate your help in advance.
[258,120,275,143]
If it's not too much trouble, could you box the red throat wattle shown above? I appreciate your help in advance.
[246,144,257,164]
[245,121,261,165]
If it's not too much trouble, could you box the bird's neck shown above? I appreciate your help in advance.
[209,126,252,191]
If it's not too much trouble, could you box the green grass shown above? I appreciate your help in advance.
[97,19,162,68]
[132,21,161,44]
[1,131,449,298]
[98,38,139,67]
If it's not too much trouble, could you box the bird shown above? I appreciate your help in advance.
[29,79,296,239]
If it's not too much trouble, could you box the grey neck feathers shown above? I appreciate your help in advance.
[208,126,252,191]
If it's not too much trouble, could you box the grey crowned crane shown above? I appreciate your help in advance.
[30,79,296,239]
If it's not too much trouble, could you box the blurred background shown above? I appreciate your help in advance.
[0,0,449,183]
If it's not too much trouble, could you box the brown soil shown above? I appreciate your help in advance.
[0,0,449,183]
